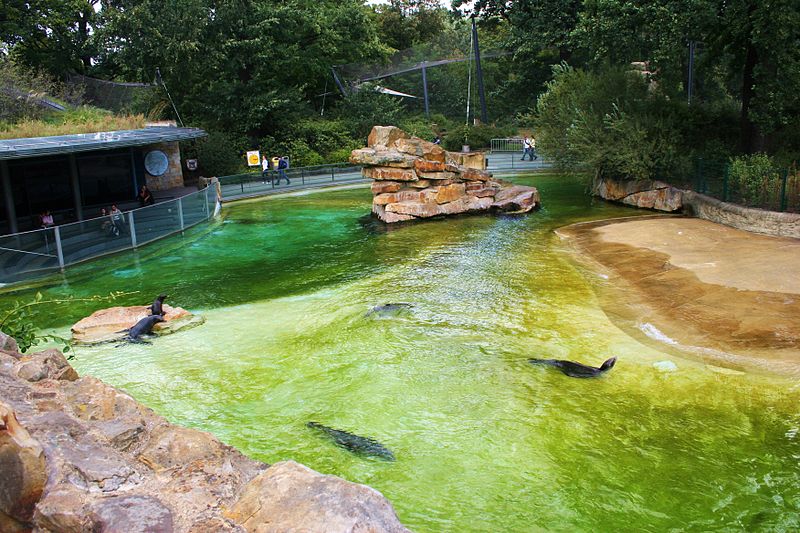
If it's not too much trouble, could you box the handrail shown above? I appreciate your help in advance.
[0,245,56,258]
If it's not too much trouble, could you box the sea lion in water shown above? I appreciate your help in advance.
[528,357,617,378]
[366,302,413,317]
[149,294,167,315]
[307,422,395,461]
[118,314,164,344]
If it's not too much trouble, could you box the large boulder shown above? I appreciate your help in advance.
[224,461,410,533]
[592,176,683,212]
[0,403,47,526]
[71,304,204,345]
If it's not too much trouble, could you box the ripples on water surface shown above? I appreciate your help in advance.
[4,175,800,531]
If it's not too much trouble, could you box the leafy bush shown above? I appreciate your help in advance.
[535,64,686,181]
[183,130,249,177]
[333,84,404,140]
[442,124,514,151]
[728,153,782,207]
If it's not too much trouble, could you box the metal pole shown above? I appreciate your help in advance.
[54,226,65,269]
[1,161,18,234]
[68,154,83,221]
[688,41,695,105]
[331,168,335,182]
[177,197,185,231]
[472,16,488,124]
[780,170,789,212]
[128,211,137,248]
[422,63,430,118]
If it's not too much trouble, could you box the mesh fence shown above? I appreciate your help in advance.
[217,163,364,200]
[67,74,156,113]
[0,186,216,285]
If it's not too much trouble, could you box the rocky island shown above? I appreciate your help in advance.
[350,126,540,223]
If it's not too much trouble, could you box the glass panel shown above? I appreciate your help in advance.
[181,189,210,228]
[0,228,60,283]
[130,201,181,246]
[57,214,132,265]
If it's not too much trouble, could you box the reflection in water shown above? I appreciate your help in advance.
[6,175,800,532]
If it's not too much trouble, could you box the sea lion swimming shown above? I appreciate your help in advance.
[117,314,164,344]
[528,357,617,378]
[149,294,167,315]
[307,422,395,461]
[366,302,413,317]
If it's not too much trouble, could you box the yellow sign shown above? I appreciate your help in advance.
[246,150,260,167]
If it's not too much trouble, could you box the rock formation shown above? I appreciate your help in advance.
[0,334,410,532]
[71,305,205,345]
[591,176,683,212]
[350,126,540,223]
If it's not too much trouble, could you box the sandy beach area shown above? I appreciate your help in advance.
[557,216,800,375]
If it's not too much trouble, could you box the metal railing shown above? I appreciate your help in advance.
[217,162,364,200]
[490,138,525,152]
[0,184,219,284]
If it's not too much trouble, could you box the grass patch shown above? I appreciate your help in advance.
[0,108,145,140]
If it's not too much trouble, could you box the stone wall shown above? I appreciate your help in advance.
[0,336,409,533]
[592,175,800,239]
[144,141,184,191]
[351,126,540,223]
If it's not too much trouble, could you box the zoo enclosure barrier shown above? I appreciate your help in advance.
[490,138,525,152]
[216,162,364,200]
[664,159,800,214]
[0,185,218,285]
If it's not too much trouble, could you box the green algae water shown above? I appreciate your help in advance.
[3,175,800,531]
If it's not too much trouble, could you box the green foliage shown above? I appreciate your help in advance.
[333,85,404,140]
[728,154,782,207]
[0,291,137,354]
[183,130,249,177]
[442,123,514,151]
[535,65,691,181]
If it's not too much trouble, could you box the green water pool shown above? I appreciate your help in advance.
[3,175,799,531]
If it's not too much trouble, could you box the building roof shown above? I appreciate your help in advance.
[0,127,207,160]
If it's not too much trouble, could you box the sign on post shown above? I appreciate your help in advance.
[246,151,261,167]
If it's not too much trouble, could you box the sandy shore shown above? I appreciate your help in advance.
[557,216,800,375]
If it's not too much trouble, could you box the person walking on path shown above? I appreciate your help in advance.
[276,156,290,185]
[529,136,538,161]
[521,137,534,161]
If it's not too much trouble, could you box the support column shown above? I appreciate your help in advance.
[471,16,488,124]
[1,161,18,234]
[68,154,83,221]
[422,63,430,118]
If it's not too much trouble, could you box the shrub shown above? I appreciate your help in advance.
[728,153,782,208]
[183,130,249,177]
[442,124,514,151]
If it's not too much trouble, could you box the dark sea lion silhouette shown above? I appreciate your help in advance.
[117,314,164,344]
[149,294,167,315]
[307,422,395,461]
[528,357,617,378]
[366,303,413,317]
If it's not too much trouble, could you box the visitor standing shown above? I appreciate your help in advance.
[39,210,54,229]
[109,204,125,236]
[138,185,154,207]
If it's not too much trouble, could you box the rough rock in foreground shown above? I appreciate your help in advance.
[0,337,410,532]
[351,126,540,223]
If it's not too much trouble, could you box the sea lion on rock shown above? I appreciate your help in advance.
[528,357,617,378]
[117,314,164,344]
[366,303,413,317]
[149,294,167,315]
[307,421,395,461]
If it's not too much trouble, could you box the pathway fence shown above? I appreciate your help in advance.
[1,154,551,285]
[0,185,218,284]
[664,159,799,213]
